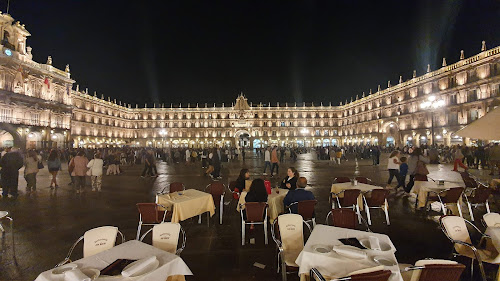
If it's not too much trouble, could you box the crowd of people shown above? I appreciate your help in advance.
[1,142,499,200]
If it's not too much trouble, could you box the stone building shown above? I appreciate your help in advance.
[0,13,499,149]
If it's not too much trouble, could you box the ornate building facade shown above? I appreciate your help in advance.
[0,13,499,149]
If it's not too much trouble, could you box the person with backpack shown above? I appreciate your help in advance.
[405,148,430,192]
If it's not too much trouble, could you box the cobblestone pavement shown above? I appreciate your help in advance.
[0,152,498,280]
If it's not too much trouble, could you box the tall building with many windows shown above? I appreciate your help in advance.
[0,13,499,149]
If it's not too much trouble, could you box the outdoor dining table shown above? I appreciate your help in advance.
[156,189,215,223]
[35,240,192,281]
[236,188,289,222]
[410,180,461,209]
[331,182,383,210]
[296,224,402,281]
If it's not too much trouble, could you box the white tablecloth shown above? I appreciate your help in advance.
[295,225,402,281]
[331,182,383,210]
[35,240,193,281]
[410,181,462,209]
[237,189,289,222]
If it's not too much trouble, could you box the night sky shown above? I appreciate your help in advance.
[8,0,500,106]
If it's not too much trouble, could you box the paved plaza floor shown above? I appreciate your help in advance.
[0,151,498,280]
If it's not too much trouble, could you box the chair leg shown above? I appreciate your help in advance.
[136,222,142,240]
[220,199,223,225]
[384,202,390,226]
[0,223,4,233]
[457,202,463,218]
[441,203,447,216]
[241,222,245,246]
[8,218,14,259]
[471,258,474,281]
[276,252,280,274]
[264,219,268,245]
[365,204,372,225]
[485,201,491,214]
[312,218,316,228]
[198,214,202,224]
[355,204,362,224]
[281,256,287,281]
[207,212,210,227]
[477,260,487,281]
[467,202,474,221]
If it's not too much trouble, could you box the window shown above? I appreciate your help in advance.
[324,130,329,136]
[315,130,320,136]
[0,108,13,122]
[281,122,285,127]
[470,109,478,121]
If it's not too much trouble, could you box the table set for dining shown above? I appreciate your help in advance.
[331,182,384,210]
[237,188,289,222]
[296,225,402,281]
[156,189,216,223]
[35,240,192,281]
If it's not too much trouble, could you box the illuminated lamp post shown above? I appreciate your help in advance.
[420,95,445,145]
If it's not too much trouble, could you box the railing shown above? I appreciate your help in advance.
[0,116,70,129]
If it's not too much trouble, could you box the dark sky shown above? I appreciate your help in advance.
[8,0,500,106]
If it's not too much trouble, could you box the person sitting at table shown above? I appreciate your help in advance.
[283,177,315,213]
[235,168,250,193]
[242,178,269,229]
[280,167,299,190]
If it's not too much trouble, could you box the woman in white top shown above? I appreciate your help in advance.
[87,152,104,192]
[387,150,401,187]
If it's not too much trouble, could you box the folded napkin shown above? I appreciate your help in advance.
[64,269,91,281]
[332,245,367,259]
[122,256,157,277]
[369,236,381,251]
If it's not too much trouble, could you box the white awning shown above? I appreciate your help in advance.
[456,106,500,140]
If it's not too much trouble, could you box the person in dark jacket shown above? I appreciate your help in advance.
[245,178,268,203]
[280,167,299,190]
[211,148,221,179]
[0,147,24,199]
[283,177,315,213]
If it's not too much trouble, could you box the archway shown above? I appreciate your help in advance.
[0,123,23,148]
[234,129,251,148]
[0,130,14,147]
[27,131,43,149]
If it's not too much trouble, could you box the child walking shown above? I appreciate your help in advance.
[396,156,408,192]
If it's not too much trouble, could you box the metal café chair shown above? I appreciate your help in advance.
[462,183,492,221]
[362,189,390,225]
[334,177,351,183]
[426,187,464,217]
[168,182,185,193]
[286,200,318,228]
[400,260,465,281]
[240,202,268,246]
[331,189,362,224]
[206,182,226,224]
[136,203,170,240]
[56,226,125,267]
[140,222,186,255]
[355,177,372,184]
[0,211,14,259]
[439,215,498,281]
[482,212,500,228]
[325,208,371,232]
[271,214,312,281]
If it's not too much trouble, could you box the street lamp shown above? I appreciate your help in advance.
[420,95,445,145]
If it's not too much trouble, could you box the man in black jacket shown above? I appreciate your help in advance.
[0,147,24,199]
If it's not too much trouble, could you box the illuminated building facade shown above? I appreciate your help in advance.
[0,13,499,149]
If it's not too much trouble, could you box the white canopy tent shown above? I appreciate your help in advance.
[456,106,500,140]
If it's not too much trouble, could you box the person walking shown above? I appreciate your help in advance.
[489,143,500,175]
[270,147,279,177]
[69,150,89,193]
[386,150,401,188]
[211,147,221,179]
[141,150,154,177]
[47,149,62,189]
[87,152,104,192]
[406,148,430,192]
[263,147,271,175]
[24,150,40,194]
[452,145,468,172]
[0,147,24,199]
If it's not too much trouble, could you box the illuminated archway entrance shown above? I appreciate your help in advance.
[234,130,251,148]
